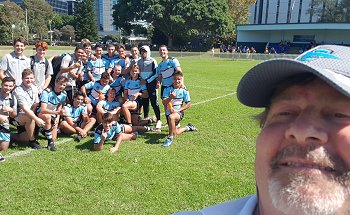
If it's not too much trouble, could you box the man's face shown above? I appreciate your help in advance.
[113,66,122,78]
[256,78,350,215]
[159,47,168,58]
[131,67,139,78]
[14,41,25,56]
[107,90,116,100]
[36,46,46,59]
[85,46,92,54]
[102,121,113,132]
[75,49,85,60]
[74,95,84,107]
[55,81,67,92]
[100,78,109,86]
[173,75,183,88]
[1,81,15,94]
[141,49,147,58]
[131,47,138,57]
[95,47,103,57]
[108,46,115,56]
[22,74,35,87]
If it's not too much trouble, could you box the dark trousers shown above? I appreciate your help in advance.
[142,80,161,120]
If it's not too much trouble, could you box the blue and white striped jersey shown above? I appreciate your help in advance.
[157,58,180,87]
[162,86,190,115]
[124,78,147,101]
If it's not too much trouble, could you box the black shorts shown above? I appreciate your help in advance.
[166,111,184,126]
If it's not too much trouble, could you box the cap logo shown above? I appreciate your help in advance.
[298,48,338,62]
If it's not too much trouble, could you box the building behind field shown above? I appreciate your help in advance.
[236,0,350,53]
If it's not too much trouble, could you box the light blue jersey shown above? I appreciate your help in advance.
[93,123,123,144]
[39,88,67,112]
[87,58,109,81]
[157,58,180,87]
[162,86,190,115]
[102,53,118,69]
[137,57,158,83]
[109,57,127,69]
[124,79,147,101]
[64,104,87,124]
[110,76,124,96]
[84,82,110,106]
[97,100,121,111]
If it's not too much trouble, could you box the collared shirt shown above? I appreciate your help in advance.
[172,195,257,215]
[56,54,82,87]
[13,83,39,114]
[0,91,17,128]
[32,55,53,92]
[0,51,31,86]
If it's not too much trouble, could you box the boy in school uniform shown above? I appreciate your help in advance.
[0,77,17,161]
[12,69,45,149]
[161,71,197,147]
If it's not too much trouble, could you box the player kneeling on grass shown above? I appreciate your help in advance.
[59,91,96,142]
[0,77,17,162]
[93,112,153,153]
[161,71,197,147]
[37,76,68,151]
[12,69,45,149]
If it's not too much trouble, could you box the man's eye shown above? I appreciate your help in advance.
[334,113,350,118]
[277,111,291,116]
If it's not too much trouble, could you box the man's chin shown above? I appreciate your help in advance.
[268,173,349,215]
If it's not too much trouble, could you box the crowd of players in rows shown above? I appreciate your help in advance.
[0,37,197,161]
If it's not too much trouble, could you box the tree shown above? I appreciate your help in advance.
[308,0,350,22]
[23,0,54,39]
[0,1,25,41]
[60,25,75,41]
[52,14,75,30]
[74,0,98,41]
[225,0,256,42]
[112,0,234,48]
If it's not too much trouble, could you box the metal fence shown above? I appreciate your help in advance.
[170,51,299,61]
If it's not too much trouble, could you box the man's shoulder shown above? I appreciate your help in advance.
[173,194,257,215]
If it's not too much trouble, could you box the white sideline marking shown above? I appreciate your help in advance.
[5,92,236,160]
[191,92,236,107]
[5,138,73,159]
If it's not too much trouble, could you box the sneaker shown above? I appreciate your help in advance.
[156,120,162,129]
[75,135,83,142]
[162,137,173,147]
[29,141,42,150]
[176,123,181,129]
[0,153,5,162]
[47,142,57,151]
[187,123,197,132]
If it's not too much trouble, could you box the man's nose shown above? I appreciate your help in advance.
[284,109,328,145]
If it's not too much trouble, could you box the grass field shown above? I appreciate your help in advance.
[0,46,263,215]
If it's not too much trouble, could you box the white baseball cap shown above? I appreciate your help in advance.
[237,45,350,107]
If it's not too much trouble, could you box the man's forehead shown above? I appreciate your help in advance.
[271,78,350,103]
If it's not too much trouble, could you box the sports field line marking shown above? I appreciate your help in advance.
[6,138,73,159]
[5,92,236,160]
[191,92,236,106]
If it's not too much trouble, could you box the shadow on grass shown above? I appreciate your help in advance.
[141,132,168,145]
[75,138,94,151]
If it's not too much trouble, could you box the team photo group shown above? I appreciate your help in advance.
[0,37,198,162]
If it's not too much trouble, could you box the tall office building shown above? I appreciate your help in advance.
[96,0,118,35]
[0,0,69,14]
[249,0,319,24]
